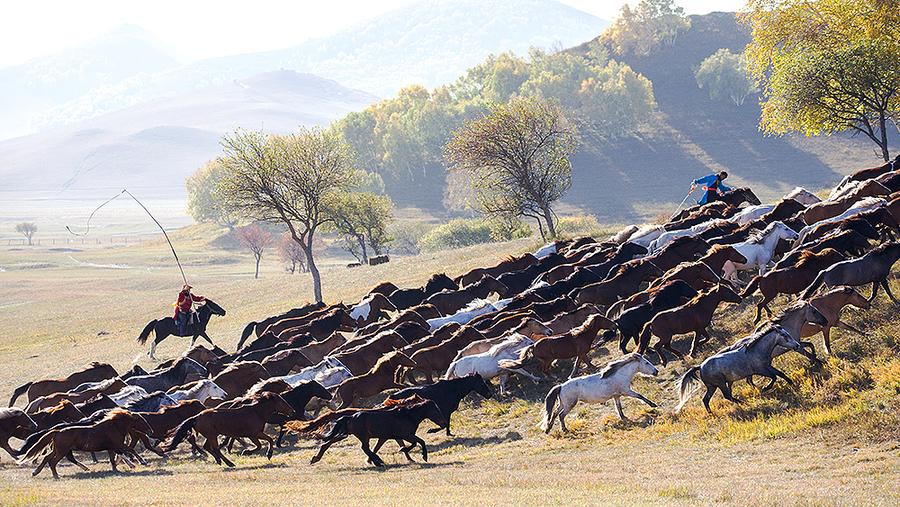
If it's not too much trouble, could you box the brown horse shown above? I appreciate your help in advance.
[802,287,870,355]
[0,408,36,459]
[388,274,459,310]
[298,333,348,364]
[667,202,737,231]
[29,401,86,433]
[425,275,509,316]
[157,345,226,377]
[457,254,538,287]
[352,307,431,339]
[644,236,711,272]
[803,181,891,224]
[452,319,552,360]
[480,311,542,339]
[165,392,293,467]
[650,245,747,290]
[9,362,118,408]
[774,230,870,270]
[545,304,603,334]
[335,352,418,408]
[573,259,664,307]
[260,348,314,377]
[742,248,847,322]
[258,304,340,339]
[278,308,358,342]
[404,326,489,383]
[507,314,614,378]
[238,301,327,349]
[401,323,462,356]
[349,293,398,326]
[331,331,410,376]
[639,284,742,364]
[136,400,206,439]
[23,410,157,478]
[25,378,127,414]
[841,154,900,186]
[212,362,272,400]
[368,281,400,297]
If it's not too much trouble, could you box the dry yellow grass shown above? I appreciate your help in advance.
[0,227,897,506]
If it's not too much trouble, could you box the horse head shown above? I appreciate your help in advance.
[202,299,227,317]
[307,380,333,401]
[715,283,743,305]
[467,373,494,399]
[634,354,659,377]
[426,273,457,293]
[177,357,209,383]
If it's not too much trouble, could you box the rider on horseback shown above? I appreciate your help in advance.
[175,284,205,335]
[693,171,731,205]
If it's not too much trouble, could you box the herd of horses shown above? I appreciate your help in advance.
[3,155,900,478]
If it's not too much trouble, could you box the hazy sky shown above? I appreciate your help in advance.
[0,0,746,69]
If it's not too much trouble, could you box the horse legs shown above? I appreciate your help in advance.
[764,365,793,387]
[66,451,90,472]
[410,436,428,462]
[613,396,627,421]
[868,281,880,303]
[202,439,221,465]
[555,397,577,433]
[835,319,865,337]
[213,438,235,468]
[569,356,580,379]
[200,332,216,347]
[881,279,899,304]
[359,438,385,468]
[619,332,631,354]
[624,388,657,408]
[240,437,263,455]
[701,384,717,414]
[309,435,344,464]
[108,451,120,473]
[720,383,742,404]
[690,328,712,356]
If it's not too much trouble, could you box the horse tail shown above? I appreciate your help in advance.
[638,321,654,354]
[237,322,257,351]
[675,366,702,413]
[20,430,55,464]
[539,384,562,433]
[8,381,32,407]
[801,271,827,300]
[137,320,158,345]
[741,276,760,298]
[164,415,198,452]
[320,415,350,441]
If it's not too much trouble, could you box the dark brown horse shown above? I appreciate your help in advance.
[666,202,737,231]
[278,308,357,342]
[331,331,411,376]
[573,260,663,307]
[651,245,747,289]
[212,362,272,400]
[424,275,509,315]
[545,304,603,334]
[253,304,338,342]
[639,284,742,364]
[643,236,711,272]
[165,392,293,467]
[136,399,207,439]
[457,254,538,287]
[388,274,458,310]
[335,352,418,408]
[29,400,86,433]
[0,408,36,459]
[238,301,326,349]
[673,187,761,220]
[613,279,699,353]
[840,154,900,186]
[801,287,870,355]
[403,326,488,383]
[743,248,846,322]
[260,348,314,377]
[9,362,118,408]
[508,314,614,377]
[136,300,227,359]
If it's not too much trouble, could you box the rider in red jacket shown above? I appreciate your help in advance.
[175,285,205,335]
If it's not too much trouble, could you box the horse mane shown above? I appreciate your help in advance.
[702,244,732,257]
[598,353,641,378]
[382,394,427,407]
[46,399,75,414]
[458,298,492,314]
[101,408,132,421]
[374,350,412,369]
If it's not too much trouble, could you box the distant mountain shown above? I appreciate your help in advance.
[0,25,178,139]
[0,71,377,193]
[5,0,605,138]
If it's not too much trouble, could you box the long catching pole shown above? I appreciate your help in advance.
[66,188,188,285]
[670,185,697,220]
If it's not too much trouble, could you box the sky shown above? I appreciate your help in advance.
[0,0,746,69]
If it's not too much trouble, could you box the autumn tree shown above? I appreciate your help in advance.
[604,0,691,57]
[186,159,236,227]
[236,223,273,279]
[278,232,306,274]
[742,0,900,161]
[216,128,355,302]
[326,191,394,263]
[15,222,37,246]
[445,97,577,239]
[695,49,756,106]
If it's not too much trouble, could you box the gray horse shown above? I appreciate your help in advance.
[125,391,179,412]
[125,357,207,393]
[676,303,827,413]
[802,241,900,302]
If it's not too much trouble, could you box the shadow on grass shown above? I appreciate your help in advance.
[331,459,465,473]
[430,431,523,452]
[70,467,174,479]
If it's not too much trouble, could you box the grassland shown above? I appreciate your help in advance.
[0,224,897,506]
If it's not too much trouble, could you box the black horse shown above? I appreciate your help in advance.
[388,374,493,436]
[137,299,226,359]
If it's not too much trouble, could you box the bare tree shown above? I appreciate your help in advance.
[15,222,37,246]
[278,232,307,274]
[217,128,355,302]
[445,97,577,239]
[236,223,273,279]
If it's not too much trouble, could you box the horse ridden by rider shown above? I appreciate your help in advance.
[175,285,205,336]
[137,285,226,359]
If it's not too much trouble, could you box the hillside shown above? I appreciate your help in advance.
[563,12,897,221]
[0,71,377,194]
[3,0,606,139]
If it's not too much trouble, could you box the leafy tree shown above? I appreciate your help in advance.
[742,0,900,161]
[695,49,756,106]
[15,222,37,246]
[216,128,356,302]
[446,97,577,239]
[186,159,236,228]
[236,223,273,279]
[577,60,657,139]
[604,0,691,57]
[278,232,306,274]
[325,191,394,263]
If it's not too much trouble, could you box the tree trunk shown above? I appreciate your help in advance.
[357,235,369,264]
[542,205,557,239]
[254,255,261,279]
[289,260,296,274]
[305,236,323,303]
[879,111,891,162]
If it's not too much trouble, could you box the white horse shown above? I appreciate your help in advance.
[785,187,821,206]
[109,385,149,407]
[609,225,640,244]
[427,298,497,330]
[722,222,798,281]
[444,334,538,395]
[728,204,773,225]
[794,196,886,245]
[168,379,227,403]
[648,219,730,252]
[626,225,666,248]
[539,354,658,433]
[533,242,558,259]
[265,357,351,388]
[452,331,536,363]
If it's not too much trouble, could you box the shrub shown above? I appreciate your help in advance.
[419,219,494,252]
[555,214,604,237]
[389,221,436,256]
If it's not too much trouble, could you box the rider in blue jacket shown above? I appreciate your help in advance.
[693,171,731,205]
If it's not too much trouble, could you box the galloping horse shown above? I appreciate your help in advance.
[137,299,227,359]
